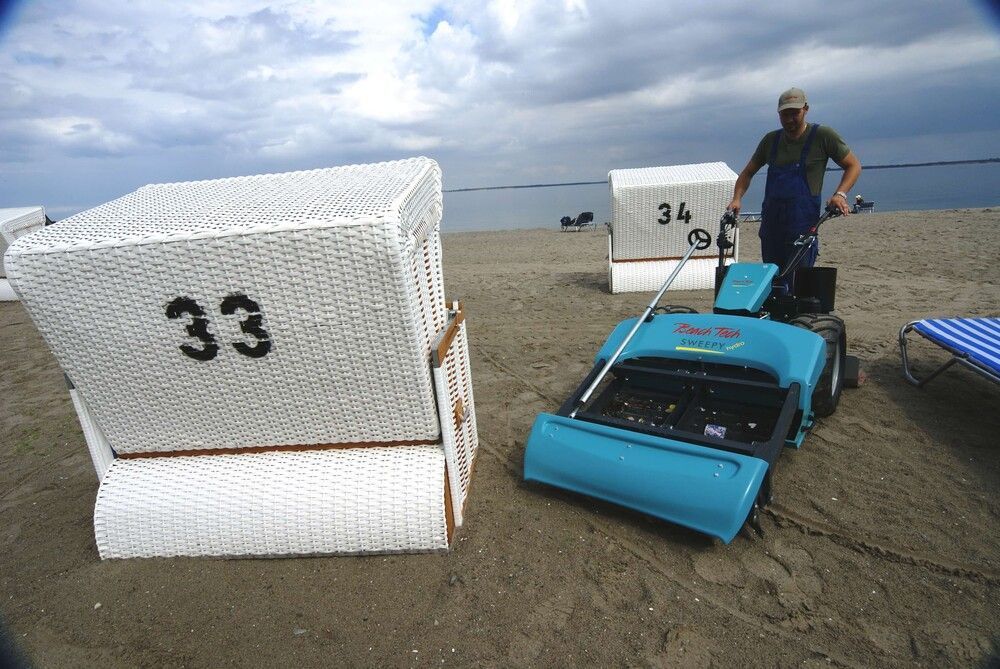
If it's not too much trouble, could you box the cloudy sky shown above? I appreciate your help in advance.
[0,0,997,219]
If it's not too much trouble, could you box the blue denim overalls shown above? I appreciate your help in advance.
[760,123,821,278]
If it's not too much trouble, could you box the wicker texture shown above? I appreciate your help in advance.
[608,163,737,267]
[610,257,737,294]
[93,446,449,558]
[7,159,448,453]
[11,159,481,558]
[1,206,45,277]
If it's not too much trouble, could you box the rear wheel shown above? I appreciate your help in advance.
[790,314,846,417]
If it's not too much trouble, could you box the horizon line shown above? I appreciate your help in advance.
[443,157,1000,193]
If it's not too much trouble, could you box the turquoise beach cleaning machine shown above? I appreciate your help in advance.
[524,208,856,542]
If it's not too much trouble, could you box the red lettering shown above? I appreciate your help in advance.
[673,323,713,336]
[674,323,740,338]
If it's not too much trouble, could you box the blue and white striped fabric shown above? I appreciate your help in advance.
[912,317,1000,376]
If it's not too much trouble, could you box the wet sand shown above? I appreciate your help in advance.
[1,208,998,667]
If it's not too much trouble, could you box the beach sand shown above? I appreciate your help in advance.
[1,208,998,667]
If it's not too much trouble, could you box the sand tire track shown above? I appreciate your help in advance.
[769,504,1000,585]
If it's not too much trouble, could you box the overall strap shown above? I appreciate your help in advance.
[799,123,820,163]
[767,129,782,164]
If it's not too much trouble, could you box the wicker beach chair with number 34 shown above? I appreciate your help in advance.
[4,158,479,559]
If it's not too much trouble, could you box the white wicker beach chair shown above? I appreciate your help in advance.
[1,206,47,300]
[6,158,479,558]
[607,163,738,293]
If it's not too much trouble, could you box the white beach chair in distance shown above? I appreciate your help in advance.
[5,158,479,558]
[0,206,47,301]
[607,163,738,293]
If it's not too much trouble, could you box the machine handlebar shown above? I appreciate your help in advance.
[718,206,843,278]
[717,210,739,262]
[793,205,843,247]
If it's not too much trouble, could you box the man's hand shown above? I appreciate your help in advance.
[726,198,741,215]
[826,192,851,216]
[829,151,862,216]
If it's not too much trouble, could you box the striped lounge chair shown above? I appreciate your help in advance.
[899,317,1000,387]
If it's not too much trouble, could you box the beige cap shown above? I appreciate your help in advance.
[778,87,807,111]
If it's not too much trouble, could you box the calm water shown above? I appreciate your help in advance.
[441,163,999,232]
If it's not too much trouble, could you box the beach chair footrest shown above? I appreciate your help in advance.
[94,446,451,558]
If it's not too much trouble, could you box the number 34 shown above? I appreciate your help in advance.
[166,293,271,361]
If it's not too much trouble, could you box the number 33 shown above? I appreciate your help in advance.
[166,293,272,361]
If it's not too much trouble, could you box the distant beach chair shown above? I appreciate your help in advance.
[739,211,761,223]
[0,206,47,302]
[899,317,1000,387]
[573,211,596,230]
[560,212,596,231]
[607,163,738,293]
[0,206,46,255]
[852,201,875,214]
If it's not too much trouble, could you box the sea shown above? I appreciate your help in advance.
[440,162,999,232]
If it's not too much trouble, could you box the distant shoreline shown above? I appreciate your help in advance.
[444,158,1000,193]
[440,205,999,235]
[826,157,1000,172]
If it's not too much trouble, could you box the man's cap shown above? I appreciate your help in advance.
[778,87,807,111]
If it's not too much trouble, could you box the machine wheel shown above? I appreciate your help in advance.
[655,305,698,315]
[790,314,846,417]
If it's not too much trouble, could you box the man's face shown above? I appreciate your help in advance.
[779,105,808,133]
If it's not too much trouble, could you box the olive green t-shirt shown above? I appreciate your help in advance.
[751,124,850,196]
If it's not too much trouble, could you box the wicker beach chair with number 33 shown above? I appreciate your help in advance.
[4,158,479,559]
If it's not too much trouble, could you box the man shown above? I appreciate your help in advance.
[727,87,861,273]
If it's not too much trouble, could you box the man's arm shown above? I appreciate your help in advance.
[727,157,763,215]
[826,151,861,215]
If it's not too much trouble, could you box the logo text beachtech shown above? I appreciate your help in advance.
[672,323,742,339]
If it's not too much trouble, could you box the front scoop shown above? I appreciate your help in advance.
[524,413,768,543]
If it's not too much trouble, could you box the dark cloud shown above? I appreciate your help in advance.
[445,0,991,108]
[0,0,996,215]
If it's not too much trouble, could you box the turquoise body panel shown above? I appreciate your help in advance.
[595,313,824,420]
[714,262,779,312]
[524,414,768,543]
[523,306,827,542]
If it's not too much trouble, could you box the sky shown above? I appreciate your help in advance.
[0,0,997,219]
